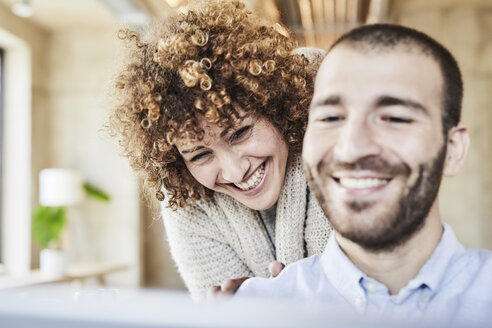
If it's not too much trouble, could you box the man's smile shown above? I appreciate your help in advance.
[337,177,390,190]
[325,166,397,194]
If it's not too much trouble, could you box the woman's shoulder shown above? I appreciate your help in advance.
[161,192,247,232]
[160,195,219,228]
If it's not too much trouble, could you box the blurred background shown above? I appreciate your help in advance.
[0,0,490,291]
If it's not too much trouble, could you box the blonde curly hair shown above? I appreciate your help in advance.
[108,0,317,209]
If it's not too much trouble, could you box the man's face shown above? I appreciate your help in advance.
[303,45,447,251]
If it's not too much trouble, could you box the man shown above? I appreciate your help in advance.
[236,24,492,324]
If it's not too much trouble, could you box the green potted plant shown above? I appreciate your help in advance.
[32,206,68,278]
[34,169,111,278]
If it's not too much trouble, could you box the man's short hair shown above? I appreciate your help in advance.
[330,24,463,135]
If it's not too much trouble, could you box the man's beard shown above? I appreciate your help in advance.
[305,145,447,252]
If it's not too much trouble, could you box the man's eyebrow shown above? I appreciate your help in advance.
[310,95,341,110]
[376,96,427,113]
[180,145,204,155]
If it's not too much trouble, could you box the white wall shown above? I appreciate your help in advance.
[46,28,141,285]
[0,3,141,286]
[393,0,492,250]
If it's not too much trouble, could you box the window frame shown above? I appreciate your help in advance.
[0,30,32,276]
[0,47,3,264]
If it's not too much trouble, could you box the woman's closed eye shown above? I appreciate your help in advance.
[229,125,252,143]
[190,150,212,162]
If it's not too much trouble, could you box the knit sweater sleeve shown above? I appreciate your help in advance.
[161,201,253,300]
[305,187,332,256]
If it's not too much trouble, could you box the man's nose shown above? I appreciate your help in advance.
[219,150,250,184]
[334,118,382,163]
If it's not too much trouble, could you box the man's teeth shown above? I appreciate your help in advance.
[339,178,389,189]
[236,164,265,191]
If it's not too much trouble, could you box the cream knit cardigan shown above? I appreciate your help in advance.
[161,155,332,299]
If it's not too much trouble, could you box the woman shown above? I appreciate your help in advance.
[109,0,332,299]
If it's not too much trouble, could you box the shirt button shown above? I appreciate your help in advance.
[365,282,377,292]
[421,295,430,303]
[354,297,364,309]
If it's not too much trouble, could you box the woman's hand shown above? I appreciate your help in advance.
[207,277,249,298]
[207,261,286,298]
[268,261,285,278]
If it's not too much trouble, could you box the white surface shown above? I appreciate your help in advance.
[0,285,368,328]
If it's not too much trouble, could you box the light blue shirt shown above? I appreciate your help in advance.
[237,223,492,326]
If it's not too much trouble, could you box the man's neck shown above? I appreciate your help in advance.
[336,204,443,295]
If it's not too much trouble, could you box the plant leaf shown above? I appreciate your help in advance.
[32,206,66,249]
[83,183,111,202]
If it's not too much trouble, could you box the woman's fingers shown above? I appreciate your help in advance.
[268,261,285,278]
[207,285,221,299]
[207,277,249,299]
[221,277,249,293]
[207,264,284,300]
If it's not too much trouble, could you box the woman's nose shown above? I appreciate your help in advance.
[219,150,250,184]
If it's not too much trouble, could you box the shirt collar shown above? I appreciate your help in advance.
[320,222,466,300]
[403,222,465,293]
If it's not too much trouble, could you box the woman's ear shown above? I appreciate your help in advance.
[443,122,470,177]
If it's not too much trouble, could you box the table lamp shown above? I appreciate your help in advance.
[37,169,84,278]
[39,169,84,207]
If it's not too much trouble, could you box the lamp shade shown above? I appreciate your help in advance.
[11,1,34,18]
[39,169,84,206]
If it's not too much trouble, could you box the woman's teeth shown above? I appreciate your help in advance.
[339,177,389,189]
[235,163,265,191]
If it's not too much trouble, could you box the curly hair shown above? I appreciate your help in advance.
[108,0,316,209]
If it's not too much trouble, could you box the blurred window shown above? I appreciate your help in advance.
[0,48,3,264]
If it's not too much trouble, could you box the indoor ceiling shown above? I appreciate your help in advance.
[0,0,276,31]
[0,0,118,31]
[0,0,389,47]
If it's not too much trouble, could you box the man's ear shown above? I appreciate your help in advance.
[443,122,469,177]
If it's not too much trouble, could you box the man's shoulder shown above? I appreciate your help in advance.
[236,253,325,298]
[437,248,492,321]
[464,248,492,276]
[458,248,492,269]
[445,247,492,292]
[278,251,325,281]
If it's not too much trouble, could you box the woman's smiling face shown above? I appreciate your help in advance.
[176,115,289,210]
